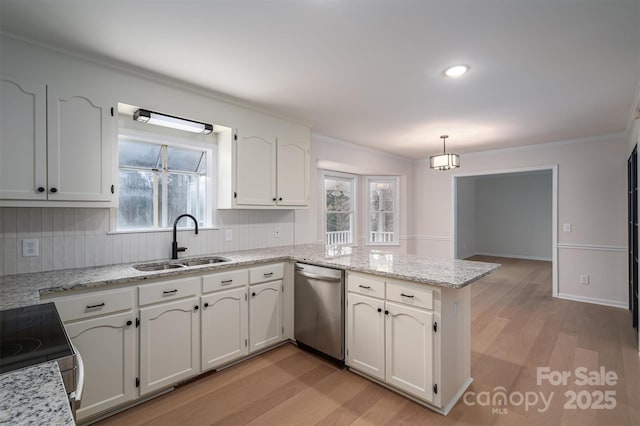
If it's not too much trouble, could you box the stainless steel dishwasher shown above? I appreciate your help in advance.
[294,263,345,362]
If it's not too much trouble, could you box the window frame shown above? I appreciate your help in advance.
[322,171,358,247]
[365,176,400,246]
[114,127,215,232]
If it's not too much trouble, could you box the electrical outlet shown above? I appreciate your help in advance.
[580,274,590,285]
[274,227,281,239]
[225,229,233,241]
[22,238,39,257]
[563,223,572,232]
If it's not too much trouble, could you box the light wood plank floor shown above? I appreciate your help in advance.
[96,257,639,425]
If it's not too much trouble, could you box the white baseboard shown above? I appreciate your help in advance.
[557,293,628,309]
[473,252,552,262]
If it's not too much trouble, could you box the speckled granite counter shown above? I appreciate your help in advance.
[0,361,74,425]
[0,244,499,310]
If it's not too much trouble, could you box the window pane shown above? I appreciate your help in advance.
[167,173,204,226]
[326,212,353,245]
[325,178,352,212]
[119,140,161,168]
[117,170,155,229]
[369,181,394,211]
[167,146,204,172]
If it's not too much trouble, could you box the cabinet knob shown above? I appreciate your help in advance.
[50,187,58,193]
[278,197,282,201]
[377,308,382,313]
[204,303,209,308]
[272,197,277,202]
[194,305,199,311]
[384,310,389,315]
[252,292,256,297]
[126,320,133,326]
[37,187,45,193]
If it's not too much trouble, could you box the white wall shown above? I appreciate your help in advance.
[415,133,628,308]
[455,177,477,259]
[475,171,552,260]
[294,134,415,251]
[0,207,294,275]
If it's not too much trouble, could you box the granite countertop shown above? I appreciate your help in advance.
[0,361,75,425]
[0,244,499,310]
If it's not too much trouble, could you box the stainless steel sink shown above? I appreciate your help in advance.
[134,263,186,272]
[179,256,231,267]
[133,256,231,271]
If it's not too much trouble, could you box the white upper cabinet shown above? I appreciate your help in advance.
[47,85,114,202]
[276,137,310,206]
[0,75,117,207]
[0,77,47,200]
[218,124,310,209]
[235,132,277,206]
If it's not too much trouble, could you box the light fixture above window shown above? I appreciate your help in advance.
[443,64,470,78]
[430,135,460,170]
[133,109,213,135]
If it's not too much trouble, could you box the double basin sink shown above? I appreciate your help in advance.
[133,256,231,272]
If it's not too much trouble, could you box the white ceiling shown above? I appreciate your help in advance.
[1,1,639,158]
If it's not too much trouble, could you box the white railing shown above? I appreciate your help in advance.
[370,231,394,243]
[326,230,352,246]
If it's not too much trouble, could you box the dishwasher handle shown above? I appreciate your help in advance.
[296,271,342,282]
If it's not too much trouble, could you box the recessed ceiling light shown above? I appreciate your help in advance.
[443,65,470,78]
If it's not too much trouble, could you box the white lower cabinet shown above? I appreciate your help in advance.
[201,287,248,371]
[346,272,441,408]
[139,297,200,396]
[64,311,137,421]
[385,301,434,402]
[346,293,385,381]
[249,280,283,352]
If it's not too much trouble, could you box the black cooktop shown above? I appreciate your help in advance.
[0,303,73,374]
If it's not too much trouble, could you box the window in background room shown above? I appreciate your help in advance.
[367,176,399,245]
[324,172,357,246]
[117,136,210,231]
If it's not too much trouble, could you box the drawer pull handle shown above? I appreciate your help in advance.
[221,279,233,284]
[358,285,371,289]
[86,303,105,309]
[163,289,178,295]
[400,293,415,298]
[263,272,274,277]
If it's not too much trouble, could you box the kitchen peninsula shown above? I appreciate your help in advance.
[0,244,498,422]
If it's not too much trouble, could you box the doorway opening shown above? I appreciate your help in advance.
[452,165,558,296]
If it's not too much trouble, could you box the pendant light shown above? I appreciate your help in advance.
[430,135,460,170]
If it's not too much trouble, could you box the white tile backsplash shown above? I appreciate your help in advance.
[0,207,296,275]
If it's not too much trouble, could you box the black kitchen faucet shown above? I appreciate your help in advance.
[171,214,199,259]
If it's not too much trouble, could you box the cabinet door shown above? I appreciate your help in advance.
[235,131,276,206]
[47,85,115,202]
[201,287,248,371]
[139,297,200,395]
[385,301,434,402]
[64,311,136,421]
[249,280,282,352]
[0,77,47,200]
[276,138,309,206]
[346,293,385,381]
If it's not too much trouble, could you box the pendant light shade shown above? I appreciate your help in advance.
[430,135,460,170]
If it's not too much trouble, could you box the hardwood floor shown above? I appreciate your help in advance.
[96,257,639,425]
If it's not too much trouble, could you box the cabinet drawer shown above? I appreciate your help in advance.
[54,288,135,322]
[139,276,201,306]
[386,280,434,310]
[202,269,248,293]
[249,263,284,284]
[347,273,385,298]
